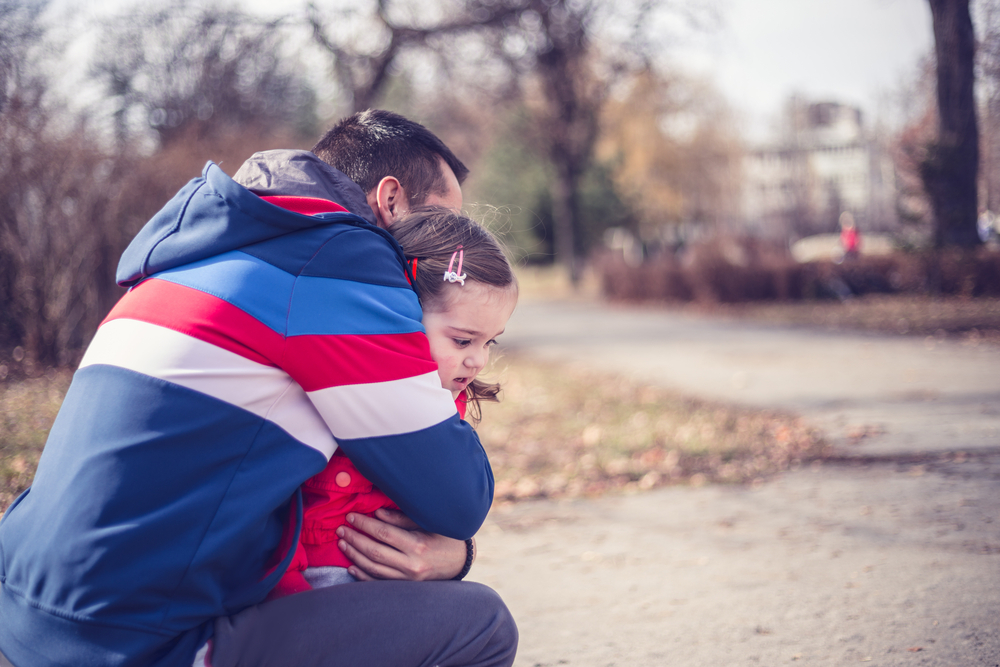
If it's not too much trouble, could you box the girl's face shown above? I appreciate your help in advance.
[422,281,517,398]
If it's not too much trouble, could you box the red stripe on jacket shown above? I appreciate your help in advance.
[260,196,350,216]
[104,278,436,389]
[104,279,283,367]
[284,333,437,391]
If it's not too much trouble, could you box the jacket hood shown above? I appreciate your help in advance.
[117,151,376,287]
[232,150,376,225]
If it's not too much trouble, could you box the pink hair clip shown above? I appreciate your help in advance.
[443,245,466,286]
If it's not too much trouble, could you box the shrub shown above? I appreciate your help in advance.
[596,237,1000,303]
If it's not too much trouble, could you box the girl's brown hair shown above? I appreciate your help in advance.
[389,206,517,423]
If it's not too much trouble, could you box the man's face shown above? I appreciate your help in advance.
[421,158,463,213]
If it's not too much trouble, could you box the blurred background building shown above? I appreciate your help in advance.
[741,98,897,241]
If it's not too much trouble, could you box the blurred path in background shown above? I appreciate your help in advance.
[499,300,1000,457]
[470,299,1000,666]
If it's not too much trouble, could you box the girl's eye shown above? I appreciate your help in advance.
[486,339,498,347]
[453,338,472,348]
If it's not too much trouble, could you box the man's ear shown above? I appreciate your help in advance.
[367,176,409,228]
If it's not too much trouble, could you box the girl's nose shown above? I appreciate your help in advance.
[465,348,488,370]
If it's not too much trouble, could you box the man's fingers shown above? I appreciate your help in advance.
[373,508,420,530]
[346,512,415,549]
[335,513,452,581]
[346,565,374,582]
[337,522,400,563]
[336,532,405,581]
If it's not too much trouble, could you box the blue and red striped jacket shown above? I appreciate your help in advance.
[0,151,493,667]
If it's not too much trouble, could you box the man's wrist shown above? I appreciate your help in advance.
[451,538,475,580]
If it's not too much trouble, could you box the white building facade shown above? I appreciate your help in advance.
[742,99,896,239]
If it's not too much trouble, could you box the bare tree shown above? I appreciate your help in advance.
[0,1,47,117]
[977,0,1000,213]
[597,69,743,241]
[92,2,317,147]
[464,0,709,282]
[923,0,980,247]
[2,1,317,368]
[518,0,603,282]
[307,0,713,284]
[307,0,522,114]
[1,0,53,357]
[0,2,136,366]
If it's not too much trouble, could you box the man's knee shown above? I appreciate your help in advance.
[490,598,518,667]
[461,581,514,625]
[460,583,518,667]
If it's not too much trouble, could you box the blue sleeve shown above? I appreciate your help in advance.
[335,415,494,540]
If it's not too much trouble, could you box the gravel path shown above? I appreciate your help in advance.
[467,300,1000,667]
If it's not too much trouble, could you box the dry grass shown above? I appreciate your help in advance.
[478,354,827,505]
[0,369,72,510]
[513,264,601,302]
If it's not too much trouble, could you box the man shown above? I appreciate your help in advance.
[0,110,517,667]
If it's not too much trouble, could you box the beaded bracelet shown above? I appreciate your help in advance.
[452,538,475,580]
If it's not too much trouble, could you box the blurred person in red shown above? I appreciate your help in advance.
[839,211,860,260]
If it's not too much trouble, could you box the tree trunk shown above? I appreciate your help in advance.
[550,158,581,284]
[532,0,599,287]
[924,0,980,247]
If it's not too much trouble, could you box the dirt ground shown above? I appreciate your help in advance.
[469,299,1000,667]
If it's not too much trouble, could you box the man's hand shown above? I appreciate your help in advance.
[336,508,472,581]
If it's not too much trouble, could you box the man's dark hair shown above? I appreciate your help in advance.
[312,109,469,205]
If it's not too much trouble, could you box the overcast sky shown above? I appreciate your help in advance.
[58,0,937,143]
[676,0,934,140]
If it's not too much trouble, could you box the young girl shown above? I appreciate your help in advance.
[272,206,518,596]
